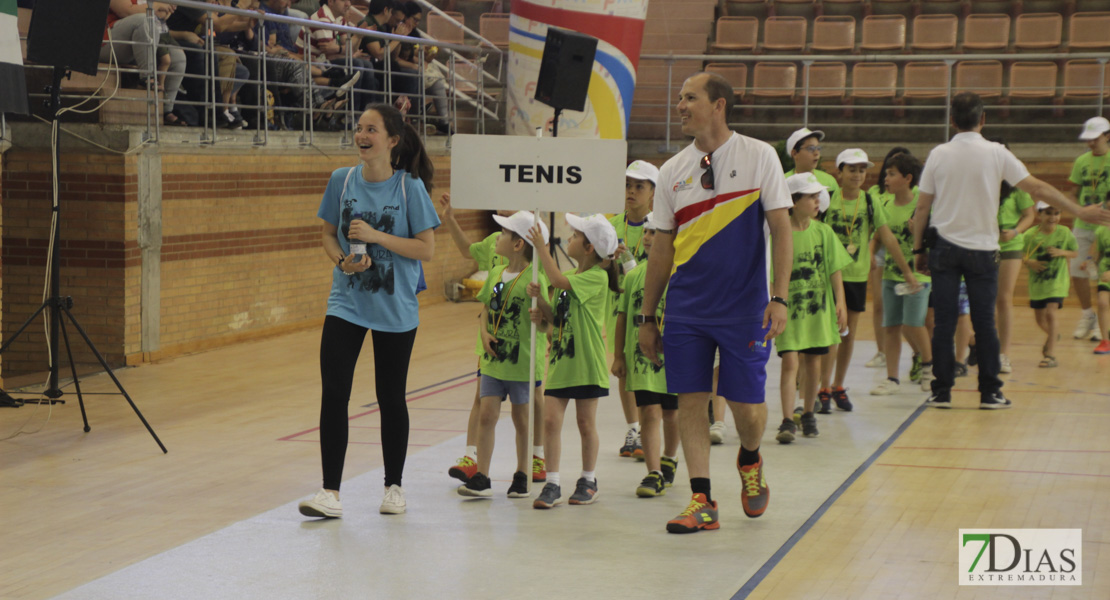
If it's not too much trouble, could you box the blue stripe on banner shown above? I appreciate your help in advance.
[510,24,636,132]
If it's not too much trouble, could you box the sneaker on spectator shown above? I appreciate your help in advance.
[619,427,637,457]
[458,472,493,498]
[980,391,1012,410]
[532,483,562,509]
[919,365,934,392]
[636,472,666,498]
[775,419,796,444]
[1095,339,1110,355]
[1073,312,1097,339]
[333,71,361,100]
[568,477,599,505]
[448,456,477,483]
[999,354,1012,374]
[380,485,406,514]
[660,457,678,487]
[954,362,969,377]
[665,493,719,533]
[298,489,342,518]
[865,352,886,368]
[831,386,852,411]
[817,388,832,414]
[709,421,726,445]
[532,455,547,482]
[507,471,529,498]
[909,354,922,382]
[924,391,951,408]
[737,453,769,518]
[799,412,819,438]
[871,378,900,395]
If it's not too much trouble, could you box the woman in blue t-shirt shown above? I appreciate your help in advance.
[298,104,440,519]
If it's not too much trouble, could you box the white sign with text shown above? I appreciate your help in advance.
[449,134,627,213]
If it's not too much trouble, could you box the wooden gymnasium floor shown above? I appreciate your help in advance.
[1,300,1107,600]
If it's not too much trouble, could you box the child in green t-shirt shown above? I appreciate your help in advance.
[864,147,912,370]
[607,160,658,461]
[611,212,681,497]
[996,177,1037,373]
[526,214,620,509]
[438,195,549,487]
[1066,117,1110,342]
[775,174,850,443]
[1091,219,1110,354]
[458,212,552,498]
[1023,203,1079,367]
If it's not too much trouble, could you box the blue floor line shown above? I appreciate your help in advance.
[732,402,930,599]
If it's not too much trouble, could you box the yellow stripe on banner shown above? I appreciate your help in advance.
[672,191,761,270]
[509,41,623,140]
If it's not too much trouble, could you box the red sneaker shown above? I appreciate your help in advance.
[666,493,720,533]
[532,455,547,482]
[448,456,477,483]
[737,453,769,518]
[1094,339,1110,355]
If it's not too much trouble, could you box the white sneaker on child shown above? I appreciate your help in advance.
[870,378,900,395]
[1073,312,1096,339]
[865,352,886,368]
[380,485,406,514]
[919,365,934,392]
[299,489,342,518]
[709,421,726,445]
[999,354,1012,374]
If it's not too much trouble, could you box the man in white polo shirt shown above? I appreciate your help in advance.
[912,93,1110,409]
[638,72,793,533]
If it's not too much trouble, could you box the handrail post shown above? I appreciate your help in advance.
[202,11,216,144]
[943,58,955,141]
[256,17,268,146]
[802,59,813,128]
[1098,57,1107,115]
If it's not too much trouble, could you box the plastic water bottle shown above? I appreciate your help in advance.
[894,282,916,296]
[617,239,637,274]
[350,212,366,260]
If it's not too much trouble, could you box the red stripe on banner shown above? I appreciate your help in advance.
[674,188,758,228]
[511,0,645,71]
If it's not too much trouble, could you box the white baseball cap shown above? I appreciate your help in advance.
[1035,201,1051,211]
[565,213,619,259]
[786,173,831,210]
[492,211,550,247]
[786,127,825,153]
[836,148,874,169]
[625,160,659,185]
[1079,116,1110,141]
[643,211,657,231]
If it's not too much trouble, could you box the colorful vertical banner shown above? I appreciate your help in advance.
[0,0,30,115]
[506,0,647,140]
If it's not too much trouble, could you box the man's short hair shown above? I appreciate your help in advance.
[368,0,393,16]
[701,72,735,119]
[887,153,923,188]
[398,0,420,18]
[951,92,984,131]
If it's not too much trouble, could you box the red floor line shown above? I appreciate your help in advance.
[874,463,1110,478]
[891,446,1110,453]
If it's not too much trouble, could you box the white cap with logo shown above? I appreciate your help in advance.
[565,213,619,259]
[836,148,874,169]
[492,211,550,247]
[786,172,831,211]
[1079,116,1110,141]
[643,211,657,231]
[625,160,659,185]
[787,127,825,153]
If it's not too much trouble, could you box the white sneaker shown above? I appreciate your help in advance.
[1092,328,1103,342]
[298,489,342,518]
[708,421,726,445]
[1073,312,1096,339]
[380,484,406,514]
[999,354,1012,374]
[870,378,900,395]
[865,352,886,368]
[919,365,934,392]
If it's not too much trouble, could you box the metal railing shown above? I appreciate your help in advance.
[18,0,504,147]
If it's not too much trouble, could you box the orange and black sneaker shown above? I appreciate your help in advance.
[532,455,547,482]
[738,453,769,518]
[666,493,720,533]
[448,456,478,483]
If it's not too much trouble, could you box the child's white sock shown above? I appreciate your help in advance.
[581,470,596,483]
[628,422,640,432]
[547,472,560,486]
[466,446,477,460]
[663,454,677,462]
[533,446,544,459]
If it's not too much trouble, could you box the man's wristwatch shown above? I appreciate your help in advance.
[769,296,787,307]
[633,314,656,326]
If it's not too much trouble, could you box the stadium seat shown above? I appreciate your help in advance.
[711,16,759,52]
[803,62,848,100]
[851,62,898,99]
[705,62,748,99]
[1007,61,1059,99]
[1014,12,1063,50]
[903,61,950,99]
[1068,12,1110,50]
[1063,59,1110,98]
[911,14,958,51]
[812,16,857,52]
[427,11,466,45]
[478,13,509,50]
[751,61,798,98]
[763,16,808,51]
[962,13,1010,51]
[860,15,907,51]
[955,60,1004,98]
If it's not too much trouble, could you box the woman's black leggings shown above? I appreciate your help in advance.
[318,315,417,490]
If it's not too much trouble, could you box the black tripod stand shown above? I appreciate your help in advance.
[0,66,166,453]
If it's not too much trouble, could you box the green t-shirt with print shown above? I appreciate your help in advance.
[866,184,894,208]
[786,168,840,199]
[606,212,648,355]
[998,189,1036,253]
[617,261,669,394]
[776,220,852,353]
[477,263,550,382]
[822,189,890,282]
[1023,226,1078,300]
[883,196,932,285]
[546,266,611,391]
[469,232,508,357]
[1068,151,1110,230]
[1094,225,1110,287]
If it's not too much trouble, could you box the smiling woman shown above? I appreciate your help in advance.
[298,104,441,519]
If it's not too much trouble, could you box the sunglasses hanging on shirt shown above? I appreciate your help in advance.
[700,153,714,190]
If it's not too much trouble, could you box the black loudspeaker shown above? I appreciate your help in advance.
[534,28,597,113]
[27,0,113,76]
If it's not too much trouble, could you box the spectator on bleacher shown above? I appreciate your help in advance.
[914,92,1110,410]
[407,41,450,134]
[298,0,382,114]
[101,0,187,127]
[358,0,418,105]
[209,0,259,128]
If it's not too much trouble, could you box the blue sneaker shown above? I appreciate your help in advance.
[568,477,599,505]
[532,483,562,509]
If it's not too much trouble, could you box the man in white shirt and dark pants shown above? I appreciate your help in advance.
[912,93,1110,409]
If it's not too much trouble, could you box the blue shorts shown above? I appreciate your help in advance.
[479,375,540,405]
[662,320,769,404]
